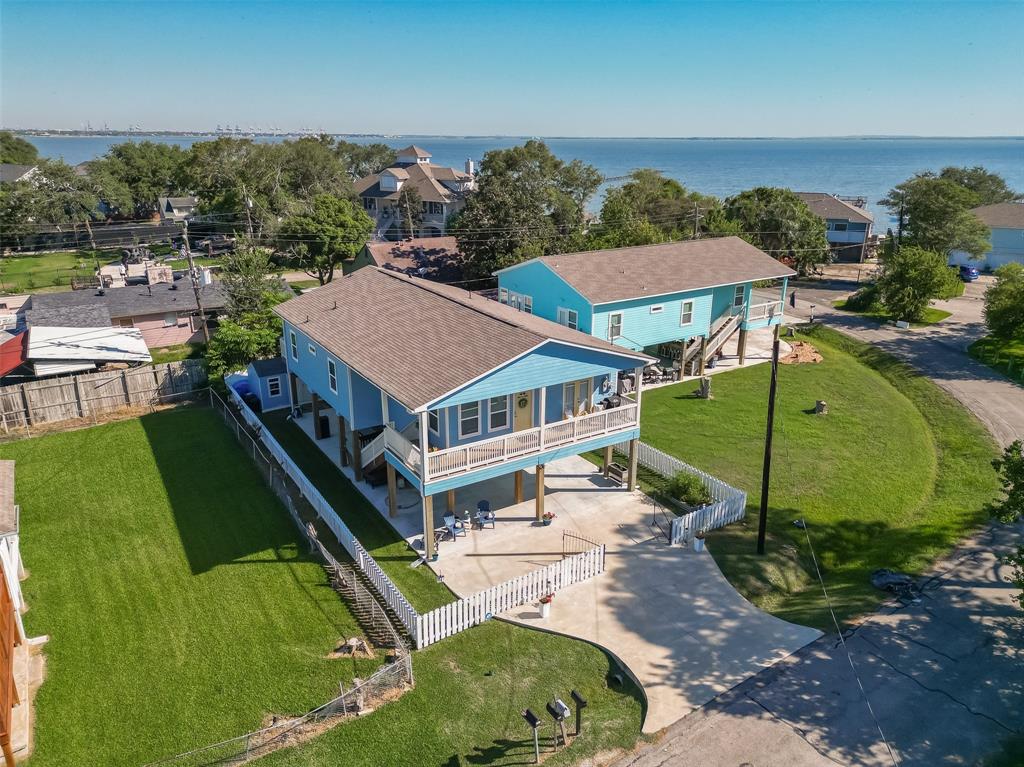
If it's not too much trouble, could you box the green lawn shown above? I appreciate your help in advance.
[968,335,1024,383]
[5,410,380,767]
[832,299,951,327]
[0,251,101,293]
[149,342,206,365]
[637,325,998,629]
[289,279,321,291]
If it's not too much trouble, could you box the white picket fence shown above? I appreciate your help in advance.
[614,440,747,544]
[416,544,606,649]
[227,387,420,638]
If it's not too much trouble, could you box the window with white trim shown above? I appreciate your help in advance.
[458,401,481,438]
[428,409,439,434]
[557,307,578,330]
[833,221,848,232]
[327,359,337,393]
[650,305,664,314]
[733,285,745,308]
[289,330,298,360]
[680,300,694,326]
[267,377,282,397]
[489,395,509,430]
[498,287,509,304]
[608,312,623,341]
[308,343,317,356]
[163,312,178,327]
[523,295,533,314]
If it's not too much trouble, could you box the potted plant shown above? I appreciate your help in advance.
[539,593,554,618]
[541,511,556,526]
[665,471,713,514]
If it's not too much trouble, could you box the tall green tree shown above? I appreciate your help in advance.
[334,140,398,179]
[0,131,38,164]
[396,186,424,238]
[279,136,353,201]
[86,141,188,217]
[205,308,283,383]
[279,194,372,284]
[983,263,1024,340]
[220,240,287,316]
[880,174,992,257]
[452,140,602,278]
[723,187,830,275]
[938,166,1018,206]
[875,245,957,322]
[990,440,1024,606]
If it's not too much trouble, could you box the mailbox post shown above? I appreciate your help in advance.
[570,689,588,736]
[522,709,541,764]
[546,699,571,750]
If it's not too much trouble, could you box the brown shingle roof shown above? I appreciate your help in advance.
[397,145,432,158]
[274,268,650,410]
[971,202,1024,229]
[793,192,874,224]
[0,461,15,536]
[354,162,472,204]
[364,237,461,269]
[520,237,796,305]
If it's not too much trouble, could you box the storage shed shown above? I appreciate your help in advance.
[245,357,290,412]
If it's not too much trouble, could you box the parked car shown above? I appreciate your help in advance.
[958,265,980,282]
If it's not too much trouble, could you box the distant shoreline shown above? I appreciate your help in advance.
[5,131,1022,141]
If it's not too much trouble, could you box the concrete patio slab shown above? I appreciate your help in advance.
[432,455,822,734]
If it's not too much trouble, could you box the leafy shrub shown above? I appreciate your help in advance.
[667,471,712,507]
[937,274,966,299]
[843,284,882,312]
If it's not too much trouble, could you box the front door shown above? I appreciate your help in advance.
[514,390,533,431]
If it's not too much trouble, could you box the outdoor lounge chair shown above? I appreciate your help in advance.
[443,513,466,539]
[475,500,496,529]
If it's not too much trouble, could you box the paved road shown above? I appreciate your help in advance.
[612,281,1024,766]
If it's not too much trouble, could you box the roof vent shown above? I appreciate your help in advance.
[332,300,337,310]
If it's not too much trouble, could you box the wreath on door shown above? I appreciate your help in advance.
[517,395,529,409]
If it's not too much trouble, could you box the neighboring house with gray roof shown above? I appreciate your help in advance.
[24,279,226,349]
[272,265,651,559]
[349,236,464,281]
[0,164,37,185]
[794,192,874,262]
[157,196,199,221]
[949,201,1024,271]
[354,146,475,240]
[496,236,795,374]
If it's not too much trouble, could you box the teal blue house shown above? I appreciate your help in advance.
[275,267,652,559]
[794,192,874,262]
[496,237,795,376]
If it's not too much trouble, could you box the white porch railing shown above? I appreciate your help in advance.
[384,426,422,474]
[361,430,387,468]
[426,403,639,480]
[416,544,606,648]
[747,300,784,321]
[613,440,747,544]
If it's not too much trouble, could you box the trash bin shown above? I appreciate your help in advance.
[693,534,705,552]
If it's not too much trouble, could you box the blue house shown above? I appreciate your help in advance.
[275,267,652,559]
[795,192,874,262]
[495,237,795,377]
[948,202,1024,271]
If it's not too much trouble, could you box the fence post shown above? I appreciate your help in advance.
[20,385,32,427]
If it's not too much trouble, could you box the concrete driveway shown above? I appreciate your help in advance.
[431,456,821,734]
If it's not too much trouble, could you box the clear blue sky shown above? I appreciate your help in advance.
[2,0,1022,137]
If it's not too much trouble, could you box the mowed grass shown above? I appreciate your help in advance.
[639,325,998,628]
[832,298,951,327]
[969,334,1024,384]
[0,251,98,293]
[5,409,380,767]
[258,412,645,765]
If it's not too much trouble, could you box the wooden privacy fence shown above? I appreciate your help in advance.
[613,440,747,545]
[416,544,606,649]
[227,387,420,642]
[0,359,207,432]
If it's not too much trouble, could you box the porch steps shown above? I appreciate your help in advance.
[684,307,744,376]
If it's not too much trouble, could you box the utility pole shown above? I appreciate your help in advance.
[896,202,905,252]
[756,324,780,556]
[182,220,210,343]
[692,201,700,239]
[242,184,255,238]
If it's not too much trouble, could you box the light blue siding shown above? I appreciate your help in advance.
[247,361,292,412]
[384,451,422,492]
[349,369,383,430]
[950,227,1024,270]
[592,290,717,351]
[429,341,639,410]
[496,260,593,332]
[282,321,351,418]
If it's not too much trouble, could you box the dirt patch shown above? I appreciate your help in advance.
[781,341,823,365]
[326,637,375,660]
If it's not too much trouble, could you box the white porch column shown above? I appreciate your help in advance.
[380,389,390,426]
[633,366,644,415]
[538,386,547,449]
[418,410,430,485]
